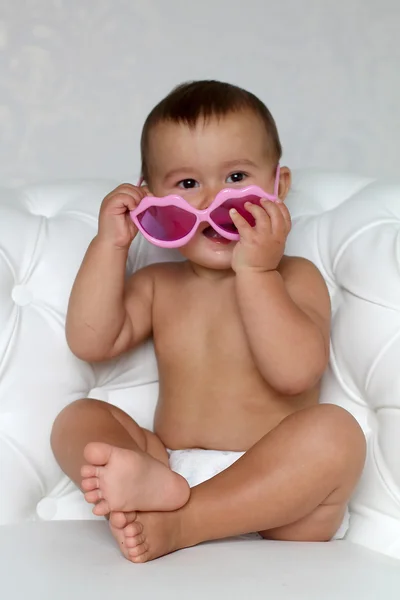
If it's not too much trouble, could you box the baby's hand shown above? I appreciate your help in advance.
[230,200,291,273]
[97,184,150,249]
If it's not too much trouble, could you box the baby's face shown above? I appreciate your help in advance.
[146,110,282,272]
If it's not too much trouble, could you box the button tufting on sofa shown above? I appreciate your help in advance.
[36,497,58,521]
[11,285,34,306]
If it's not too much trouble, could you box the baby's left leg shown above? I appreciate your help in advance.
[122,404,366,562]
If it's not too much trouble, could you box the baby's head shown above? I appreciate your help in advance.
[140,80,291,271]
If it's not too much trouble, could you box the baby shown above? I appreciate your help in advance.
[51,80,366,563]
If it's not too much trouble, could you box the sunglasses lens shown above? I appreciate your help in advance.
[137,206,197,242]
[210,194,261,232]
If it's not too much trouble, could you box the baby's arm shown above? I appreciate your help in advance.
[230,199,330,395]
[67,243,154,362]
[235,258,330,395]
[66,183,153,362]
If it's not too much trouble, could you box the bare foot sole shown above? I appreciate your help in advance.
[81,442,190,516]
[110,509,185,563]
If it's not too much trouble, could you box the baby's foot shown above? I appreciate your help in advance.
[111,509,186,563]
[81,442,190,516]
[109,511,141,561]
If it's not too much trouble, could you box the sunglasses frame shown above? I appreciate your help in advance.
[130,167,280,248]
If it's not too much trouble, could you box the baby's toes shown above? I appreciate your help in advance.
[128,540,149,562]
[124,530,144,548]
[92,499,110,516]
[84,489,102,504]
[81,477,99,492]
[83,442,112,466]
[124,521,143,538]
[81,464,98,479]
[110,511,137,530]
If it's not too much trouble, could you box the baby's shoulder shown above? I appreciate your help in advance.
[279,254,319,276]
[278,255,327,293]
[278,256,331,333]
[132,260,187,284]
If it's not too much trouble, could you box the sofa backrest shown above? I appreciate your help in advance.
[0,171,399,559]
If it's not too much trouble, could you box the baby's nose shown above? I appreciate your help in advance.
[197,191,217,210]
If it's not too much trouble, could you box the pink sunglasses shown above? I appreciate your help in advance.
[130,166,280,248]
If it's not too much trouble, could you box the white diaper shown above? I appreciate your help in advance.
[167,448,245,488]
[332,506,350,541]
[167,448,350,541]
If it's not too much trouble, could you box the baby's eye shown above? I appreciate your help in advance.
[226,172,247,184]
[177,179,199,189]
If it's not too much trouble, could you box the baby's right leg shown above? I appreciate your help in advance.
[51,398,190,516]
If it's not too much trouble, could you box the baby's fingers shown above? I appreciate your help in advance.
[276,201,291,234]
[140,185,153,198]
[261,200,287,236]
[230,208,252,239]
[111,192,142,212]
[243,202,271,233]
[106,184,148,207]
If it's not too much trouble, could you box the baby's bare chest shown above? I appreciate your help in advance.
[153,279,252,367]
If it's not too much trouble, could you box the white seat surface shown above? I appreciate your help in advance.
[1,521,400,600]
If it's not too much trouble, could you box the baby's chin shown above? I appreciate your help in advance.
[179,234,235,272]
[192,257,233,272]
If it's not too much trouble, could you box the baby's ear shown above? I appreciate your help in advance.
[278,167,291,201]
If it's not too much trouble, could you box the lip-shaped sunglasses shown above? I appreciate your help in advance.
[130,166,280,248]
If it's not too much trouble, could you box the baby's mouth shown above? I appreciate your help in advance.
[202,225,234,245]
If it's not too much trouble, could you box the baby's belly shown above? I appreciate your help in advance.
[154,385,319,451]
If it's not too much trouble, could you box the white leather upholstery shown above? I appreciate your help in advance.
[0,170,399,570]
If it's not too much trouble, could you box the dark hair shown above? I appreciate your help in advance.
[140,80,282,183]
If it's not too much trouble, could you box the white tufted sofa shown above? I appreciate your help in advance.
[1,171,400,599]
